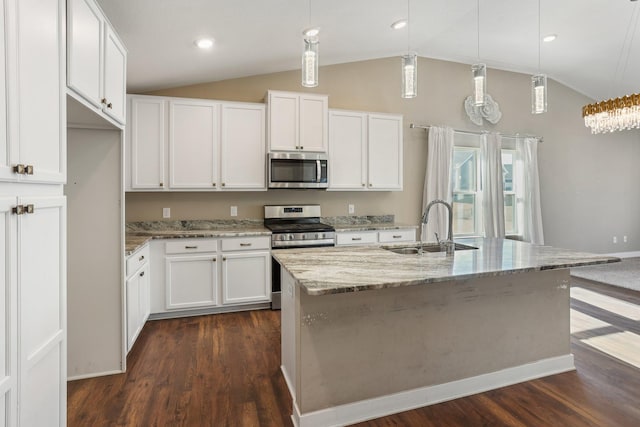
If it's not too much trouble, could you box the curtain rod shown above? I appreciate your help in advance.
[409,124,543,143]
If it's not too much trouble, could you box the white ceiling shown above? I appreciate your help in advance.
[96,0,640,101]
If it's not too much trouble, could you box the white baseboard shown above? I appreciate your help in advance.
[281,365,295,399]
[292,354,575,427]
[67,369,124,382]
[606,251,640,259]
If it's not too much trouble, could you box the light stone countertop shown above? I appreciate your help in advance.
[125,220,270,256]
[272,237,620,296]
[332,223,418,232]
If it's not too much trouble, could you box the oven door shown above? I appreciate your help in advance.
[268,152,328,188]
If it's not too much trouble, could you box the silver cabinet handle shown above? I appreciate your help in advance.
[25,165,34,175]
[139,271,145,277]
[351,237,362,241]
[393,235,402,239]
[223,257,227,261]
[316,160,321,183]
[12,204,34,215]
[139,255,145,261]
[212,258,217,262]
[185,245,198,249]
[159,182,164,187]
[13,164,25,174]
[239,243,252,247]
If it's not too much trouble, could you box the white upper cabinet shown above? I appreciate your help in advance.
[169,99,219,189]
[267,90,328,152]
[127,95,266,191]
[68,0,127,126]
[328,110,367,190]
[220,103,266,190]
[102,25,127,124]
[328,110,403,191]
[368,113,403,190]
[0,0,66,184]
[129,96,167,190]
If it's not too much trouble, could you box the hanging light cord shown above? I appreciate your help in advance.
[407,0,410,53]
[477,0,480,60]
[611,2,639,96]
[537,0,541,72]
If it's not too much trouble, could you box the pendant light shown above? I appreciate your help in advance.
[301,0,319,88]
[401,0,417,98]
[531,0,547,114]
[472,0,486,106]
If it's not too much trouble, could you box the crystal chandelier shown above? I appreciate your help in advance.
[582,94,640,134]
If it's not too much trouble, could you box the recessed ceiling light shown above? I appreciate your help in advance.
[302,27,320,37]
[195,38,215,49]
[391,19,408,30]
[543,34,557,43]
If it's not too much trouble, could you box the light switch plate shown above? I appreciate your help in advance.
[348,204,355,214]
[162,207,170,218]
[230,206,238,217]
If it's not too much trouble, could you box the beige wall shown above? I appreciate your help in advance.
[127,56,640,253]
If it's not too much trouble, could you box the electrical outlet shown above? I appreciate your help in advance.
[162,207,170,218]
[613,236,617,244]
[348,204,355,215]
[230,206,238,217]
[624,235,628,243]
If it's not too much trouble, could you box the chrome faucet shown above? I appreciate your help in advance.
[422,199,454,254]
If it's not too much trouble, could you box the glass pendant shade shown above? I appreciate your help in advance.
[401,53,417,98]
[471,63,486,106]
[531,74,547,114]
[301,37,319,88]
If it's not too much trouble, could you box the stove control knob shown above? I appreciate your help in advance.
[315,233,319,239]
[302,235,306,240]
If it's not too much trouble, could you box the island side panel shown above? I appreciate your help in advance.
[296,269,571,414]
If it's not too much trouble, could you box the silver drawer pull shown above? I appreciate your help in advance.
[239,243,252,247]
[139,271,145,277]
[185,245,198,249]
[138,255,145,261]
[351,237,362,241]
[393,235,402,239]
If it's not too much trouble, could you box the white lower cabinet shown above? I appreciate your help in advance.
[165,254,219,310]
[221,251,270,305]
[336,228,416,246]
[126,244,150,352]
[154,236,271,315]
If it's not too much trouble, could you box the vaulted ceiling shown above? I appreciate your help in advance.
[97,0,640,101]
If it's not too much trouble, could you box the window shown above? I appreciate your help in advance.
[451,145,522,237]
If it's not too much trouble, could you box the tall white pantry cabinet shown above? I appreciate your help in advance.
[0,0,67,426]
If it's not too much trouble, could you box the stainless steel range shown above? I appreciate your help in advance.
[264,205,335,309]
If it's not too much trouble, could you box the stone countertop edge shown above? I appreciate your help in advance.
[271,237,621,297]
[125,228,272,256]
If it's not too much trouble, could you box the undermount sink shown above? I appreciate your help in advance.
[383,243,478,255]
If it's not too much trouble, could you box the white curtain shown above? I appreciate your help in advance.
[517,137,544,245]
[422,126,454,242]
[481,132,505,238]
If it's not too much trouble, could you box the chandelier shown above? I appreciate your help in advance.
[582,94,640,134]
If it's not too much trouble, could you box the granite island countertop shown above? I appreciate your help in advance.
[125,220,271,256]
[272,237,620,296]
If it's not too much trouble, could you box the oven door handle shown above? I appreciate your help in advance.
[316,160,321,183]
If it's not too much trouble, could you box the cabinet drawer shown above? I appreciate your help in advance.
[165,239,218,254]
[336,232,378,246]
[221,236,270,252]
[126,244,150,277]
[378,229,416,243]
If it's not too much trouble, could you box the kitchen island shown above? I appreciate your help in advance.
[272,238,619,427]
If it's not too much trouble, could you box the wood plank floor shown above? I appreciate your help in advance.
[68,278,640,426]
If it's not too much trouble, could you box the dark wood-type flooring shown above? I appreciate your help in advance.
[68,278,640,426]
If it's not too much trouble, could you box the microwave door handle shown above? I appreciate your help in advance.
[316,160,321,182]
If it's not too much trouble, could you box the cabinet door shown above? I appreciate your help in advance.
[166,255,218,309]
[103,24,126,125]
[130,97,166,189]
[67,0,103,109]
[268,92,298,151]
[368,114,403,190]
[0,2,11,181]
[0,198,17,426]
[139,264,150,323]
[15,0,65,184]
[126,272,140,352]
[221,251,270,305]
[169,100,219,189]
[18,196,66,427]
[328,110,367,190]
[220,103,266,190]
[299,94,328,152]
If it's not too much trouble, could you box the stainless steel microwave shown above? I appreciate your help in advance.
[268,152,328,189]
